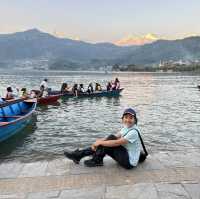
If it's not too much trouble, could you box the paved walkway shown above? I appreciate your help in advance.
[0,149,200,199]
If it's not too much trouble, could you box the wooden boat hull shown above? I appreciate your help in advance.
[0,99,36,142]
[50,88,124,98]
[38,95,61,105]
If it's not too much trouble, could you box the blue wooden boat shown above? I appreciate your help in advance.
[0,98,37,142]
[49,88,124,98]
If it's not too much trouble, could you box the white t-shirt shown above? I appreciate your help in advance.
[40,81,48,90]
[80,87,85,92]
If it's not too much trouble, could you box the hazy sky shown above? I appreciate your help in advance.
[0,0,200,44]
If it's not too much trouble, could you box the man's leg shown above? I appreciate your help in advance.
[84,135,133,169]
[64,134,117,165]
[64,147,94,164]
[84,134,117,167]
[104,145,133,169]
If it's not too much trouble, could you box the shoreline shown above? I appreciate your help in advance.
[1,68,200,73]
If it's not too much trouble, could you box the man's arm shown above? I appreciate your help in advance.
[96,131,121,142]
[93,137,128,149]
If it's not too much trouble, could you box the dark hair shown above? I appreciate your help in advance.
[134,115,138,124]
[61,83,67,92]
[115,78,119,82]
[73,84,78,90]
[7,87,13,92]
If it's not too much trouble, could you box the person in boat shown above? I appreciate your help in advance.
[30,90,37,98]
[72,84,78,97]
[61,83,70,93]
[13,87,20,98]
[40,78,48,92]
[64,108,141,169]
[95,83,102,91]
[114,78,120,90]
[87,83,94,94]
[5,87,15,100]
[38,85,44,97]
[38,85,48,97]
[111,81,116,90]
[106,82,112,91]
[20,88,29,99]
[79,84,85,93]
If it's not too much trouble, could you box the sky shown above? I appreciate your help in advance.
[0,0,200,45]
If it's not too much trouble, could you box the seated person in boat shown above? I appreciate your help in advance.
[95,83,102,91]
[79,84,85,93]
[87,83,94,94]
[106,82,112,91]
[20,88,29,99]
[5,87,15,100]
[30,90,37,98]
[114,78,120,90]
[64,108,142,169]
[72,84,78,97]
[111,81,116,90]
[61,83,70,93]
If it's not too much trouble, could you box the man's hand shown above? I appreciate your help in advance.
[91,140,103,151]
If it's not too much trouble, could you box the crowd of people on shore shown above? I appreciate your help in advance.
[1,78,121,100]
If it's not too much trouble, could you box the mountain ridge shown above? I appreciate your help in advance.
[0,29,200,70]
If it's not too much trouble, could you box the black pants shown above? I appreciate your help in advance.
[82,134,133,169]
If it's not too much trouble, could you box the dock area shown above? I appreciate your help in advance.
[0,149,200,199]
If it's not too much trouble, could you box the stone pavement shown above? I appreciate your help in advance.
[0,149,200,199]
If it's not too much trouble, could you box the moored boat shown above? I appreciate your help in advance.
[0,98,37,142]
[49,88,124,98]
[197,85,200,89]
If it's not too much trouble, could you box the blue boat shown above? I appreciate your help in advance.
[0,98,37,142]
[49,88,124,98]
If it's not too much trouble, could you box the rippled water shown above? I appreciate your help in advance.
[0,70,200,162]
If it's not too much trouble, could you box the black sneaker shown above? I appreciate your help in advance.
[84,158,103,167]
[64,149,81,164]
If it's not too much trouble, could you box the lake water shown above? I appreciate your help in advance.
[0,70,200,162]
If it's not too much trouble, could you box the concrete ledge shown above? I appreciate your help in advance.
[0,150,200,199]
